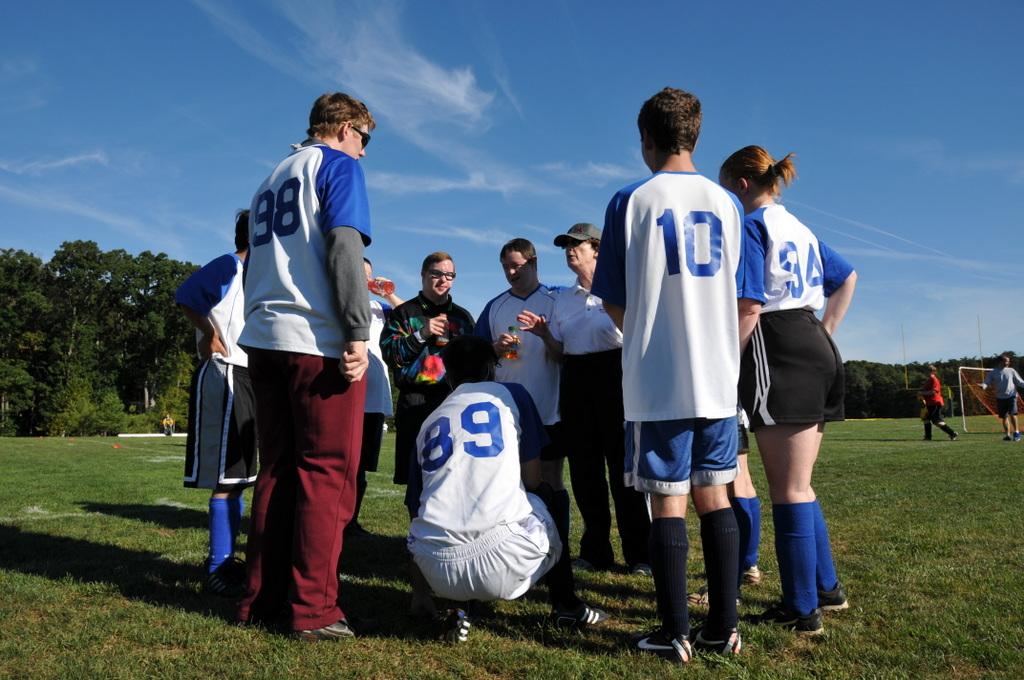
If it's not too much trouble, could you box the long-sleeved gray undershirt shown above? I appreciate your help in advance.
[325,226,370,343]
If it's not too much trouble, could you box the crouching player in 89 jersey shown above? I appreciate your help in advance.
[407,336,609,642]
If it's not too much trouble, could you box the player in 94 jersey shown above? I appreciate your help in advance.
[408,335,608,642]
[592,87,745,663]
[719,145,857,636]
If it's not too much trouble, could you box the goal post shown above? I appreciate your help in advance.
[958,366,1024,432]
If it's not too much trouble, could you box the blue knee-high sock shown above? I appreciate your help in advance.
[208,497,233,573]
[649,517,689,636]
[772,502,817,615]
[227,495,245,555]
[731,497,762,573]
[812,499,839,593]
[746,497,762,569]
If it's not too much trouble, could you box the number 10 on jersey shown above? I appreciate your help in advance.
[657,209,723,277]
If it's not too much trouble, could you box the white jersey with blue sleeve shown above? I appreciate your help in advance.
[239,143,372,359]
[365,300,393,415]
[410,381,549,544]
[175,253,248,368]
[742,204,853,313]
[592,172,745,421]
[475,285,560,425]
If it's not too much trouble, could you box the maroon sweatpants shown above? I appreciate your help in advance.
[238,348,366,631]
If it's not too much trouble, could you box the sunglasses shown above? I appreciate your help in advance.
[349,125,371,149]
[427,268,456,281]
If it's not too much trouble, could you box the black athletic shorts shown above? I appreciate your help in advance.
[739,309,845,430]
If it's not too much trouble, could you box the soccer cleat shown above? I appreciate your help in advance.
[633,628,693,664]
[294,619,356,641]
[1014,432,1022,442]
[687,586,709,607]
[818,583,849,611]
[629,563,653,577]
[440,608,471,643]
[693,627,742,655]
[757,603,823,636]
[1003,435,1013,441]
[205,556,247,598]
[687,585,740,607]
[949,433,958,441]
[742,564,762,586]
[551,602,610,630]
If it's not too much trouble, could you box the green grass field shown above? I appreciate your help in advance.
[1,418,1022,679]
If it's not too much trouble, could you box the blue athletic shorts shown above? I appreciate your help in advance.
[624,416,738,496]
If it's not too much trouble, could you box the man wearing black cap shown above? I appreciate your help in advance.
[518,223,652,576]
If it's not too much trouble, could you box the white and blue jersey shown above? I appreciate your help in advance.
[592,171,745,421]
[410,381,549,544]
[175,253,248,367]
[239,143,372,359]
[475,285,560,425]
[742,204,853,313]
[365,300,393,415]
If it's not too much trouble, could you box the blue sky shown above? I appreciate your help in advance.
[2,0,1021,364]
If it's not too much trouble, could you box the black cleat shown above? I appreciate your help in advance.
[440,608,471,643]
[205,557,246,598]
[757,602,823,636]
[633,627,693,664]
[551,602,610,630]
[818,583,849,611]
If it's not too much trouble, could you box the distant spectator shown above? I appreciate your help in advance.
[981,354,1024,441]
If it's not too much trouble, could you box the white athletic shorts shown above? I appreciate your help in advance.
[408,494,561,602]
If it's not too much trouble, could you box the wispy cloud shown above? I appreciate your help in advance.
[0,182,183,251]
[540,160,639,187]
[0,58,48,113]
[193,0,559,197]
[885,138,1024,184]
[787,199,951,258]
[392,223,559,254]
[0,151,109,176]
[368,171,508,196]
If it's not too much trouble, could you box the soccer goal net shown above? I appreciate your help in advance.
[958,366,1024,432]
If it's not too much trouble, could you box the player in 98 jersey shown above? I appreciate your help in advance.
[408,336,607,642]
[720,145,857,636]
[237,92,374,641]
[593,87,745,663]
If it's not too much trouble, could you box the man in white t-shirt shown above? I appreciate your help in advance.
[592,87,745,662]
[408,335,608,642]
[982,354,1024,441]
[237,92,374,641]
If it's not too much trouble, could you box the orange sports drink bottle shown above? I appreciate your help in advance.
[503,326,520,360]
[367,277,395,296]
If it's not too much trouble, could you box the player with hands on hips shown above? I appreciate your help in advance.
[175,209,258,599]
[720,144,857,636]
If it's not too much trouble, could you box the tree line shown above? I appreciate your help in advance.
[1,242,196,436]
[0,242,1017,435]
